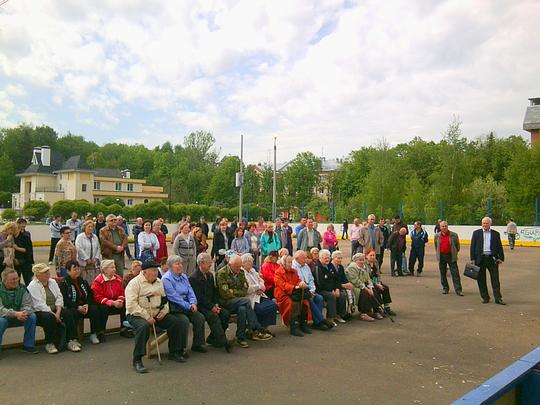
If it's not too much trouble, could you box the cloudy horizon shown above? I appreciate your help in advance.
[0,0,538,165]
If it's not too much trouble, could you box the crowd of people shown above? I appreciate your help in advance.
[0,212,508,373]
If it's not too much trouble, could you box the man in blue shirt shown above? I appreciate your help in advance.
[408,221,429,276]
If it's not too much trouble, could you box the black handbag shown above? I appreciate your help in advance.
[291,287,307,302]
[464,263,480,280]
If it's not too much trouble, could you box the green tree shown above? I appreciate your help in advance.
[281,152,321,208]
[23,200,51,219]
[2,208,17,221]
[205,156,240,207]
[0,156,17,192]
[242,165,261,205]
[0,191,11,208]
[99,197,125,207]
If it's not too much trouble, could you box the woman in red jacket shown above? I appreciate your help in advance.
[260,250,279,299]
[274,255,311,337]
[91,259,132,341]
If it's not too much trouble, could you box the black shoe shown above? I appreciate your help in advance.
[313,322,329,331]
[456,291,464,296]
[181,350,190,359]
[120,328,134,338]
[384,307,397,316]
[236,338,249,348]
[342,313,353,322]
[442,290,449,294]
[482,298,490,304]
[398,273,404,277]
[391,272,397,277]
[133,360,148,373]
[206,335,216,346]
[21,346,39,354]
[168,352,187,362]
[191,345,208,353]
[290,321,304,337]
[300,323,312,334]
[322,319,335,329]
[97,332,106,343]
[261,328,276,338]
[495,299,506,305]
[224,340,234,353]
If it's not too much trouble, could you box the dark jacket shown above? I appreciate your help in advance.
[196,222,209,237]
[470,228,504,266]
[189,268,218,312]
[59,276,94,309]
[387,231,406,254]
[392,220,408,234]
[14,230,34,265]
[312,262,340,292]
[410,228,429,249]
[211,229,232,258]
[379,225,390,249]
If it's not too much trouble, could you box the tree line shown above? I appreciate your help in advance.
[0,120,538,225]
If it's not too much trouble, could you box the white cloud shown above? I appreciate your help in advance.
[0,0,538,164]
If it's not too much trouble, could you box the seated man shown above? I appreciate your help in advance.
[216,254,272,348]
[125,261,185,373]
[189,253,232,353]
[162,255,207,355]
[345,253,383,321]
[291,250,332,331]
[312,249,347,326]
[0,269,38,353]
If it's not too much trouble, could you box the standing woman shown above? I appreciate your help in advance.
[211,221,232,266]
[231,228,250,254]
[137,220,160,263]
[173,221,197,277]
[245,223,260,268]
[27,263,80,353]
[153,220,168,264]
[54,226,77,278]
[0,222,18,274]
[323,224,339,253]
[259,222,281,262]
[75,220,101,284]
[14,219,34,285]
[192,227,208,254]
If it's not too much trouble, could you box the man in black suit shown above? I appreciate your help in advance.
[189,252,232,352]
[470,217,505,305]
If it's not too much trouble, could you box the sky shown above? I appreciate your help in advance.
[0,0,539,165]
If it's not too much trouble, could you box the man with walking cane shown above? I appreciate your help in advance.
[125,261,186,373]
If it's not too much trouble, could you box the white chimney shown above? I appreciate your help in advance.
[121,169,131,179]
[41,146,51,167]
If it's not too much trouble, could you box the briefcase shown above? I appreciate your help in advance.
[464,263,480,280]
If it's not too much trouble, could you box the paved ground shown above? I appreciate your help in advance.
[1,242,539,405]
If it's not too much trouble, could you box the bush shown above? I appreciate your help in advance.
[99,197,125,207]
[0,191,12,208]
[23,200,51,219]
[49,199,93,219]
[2,208,17,221]
[133,201,169,220]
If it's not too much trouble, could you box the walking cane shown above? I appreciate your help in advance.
[152,322,162,365]
[372,294,395,323]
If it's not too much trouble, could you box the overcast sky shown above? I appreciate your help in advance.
[0,0,538,164]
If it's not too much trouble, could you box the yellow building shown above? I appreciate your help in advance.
[12,146,168,209]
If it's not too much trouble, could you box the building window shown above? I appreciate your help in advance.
[127,199,133,206]
[144,199,149,203]
[127,183,133,192]
[59,183,62,191]
[94,197,100,203]
[82,184,87,192]
[94,181,100,190]
[115,182,122,191]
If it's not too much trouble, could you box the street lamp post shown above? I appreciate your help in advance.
[272,136,277,220]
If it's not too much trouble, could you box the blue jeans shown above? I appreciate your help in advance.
[223,297,261,340]
[0,313,37,349]
[308,293,325,324]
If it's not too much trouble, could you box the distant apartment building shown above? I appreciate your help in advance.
[12,146,167,209]
[523,97,540,147]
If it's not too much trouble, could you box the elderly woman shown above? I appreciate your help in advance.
[260,250,279,299]
[54,226,77,278]
[0,268,38,353]
[162,255,206,355]
[274,254,311,336]
[312,249,347,326]
[153,220,168,263]
[231,227,250,254]
[365,248,396,316]
[0,222,17,273]
[330,250,354,321]
[59,260,102,344]
[125,261,185,373]
[323,224,339,253]
[345,253,383,321]
[259,222,281,261]
[124,260,142,287]
[75,220,101,284]
[137,220,160,263]
[241,253,277,336]
[27,263,80,353]
[173,221,197,277]
[91,259,132,340]
[307,248,319,272]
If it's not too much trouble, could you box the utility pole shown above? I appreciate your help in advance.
[238,134,244,222]
[272,136,277,220]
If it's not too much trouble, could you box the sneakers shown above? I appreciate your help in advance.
[360,313,375,322]
[334,316,346,324]
[373,312,384,320]
[45,343,58,354]
[67,340,81,352]
[323,319,335,329]
[236,338,249,348]
[89,333,100,344]
[133,360,148,373]
[313,322,329,331]
[21,346,39,354]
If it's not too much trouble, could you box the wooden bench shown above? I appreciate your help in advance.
[145,328,168,359]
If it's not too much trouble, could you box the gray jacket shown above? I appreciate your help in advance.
[434,231,460,262]
[296,228,322,251]
[358,225,385,252]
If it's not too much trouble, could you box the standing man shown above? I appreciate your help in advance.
[434,221,463,295]
[359,214,384,263]
[196,216,209,238]
[275,218,290,255]
[392,215,408,234]
[282,218,294,255]
[408,221,429,276]
[66,212,82,242]
[434,219,442,234]
[349,218,362,257]
[132,217,144,260]
[387,227,407,277]
[95,212,106,240]
[158,217,168,236]
[470,217,505,305]
[294,217,307,237]
[48,215,63,264]
[296,219,321,252]
[342,219,348,240]
[378,219,390,267]
[15,218,34,285]
[100,214,128,273]
[506,218,517,250]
